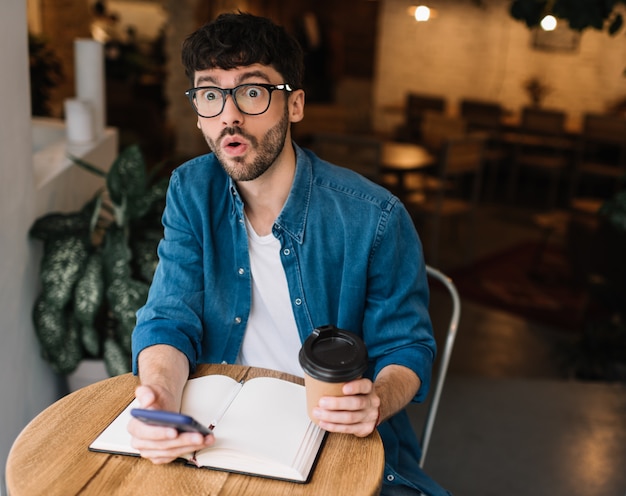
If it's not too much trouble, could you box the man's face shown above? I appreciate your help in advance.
[193,64,304,182]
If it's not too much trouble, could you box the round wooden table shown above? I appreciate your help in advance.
[6,364,384,496]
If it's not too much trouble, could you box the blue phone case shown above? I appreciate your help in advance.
[130,408,212,436]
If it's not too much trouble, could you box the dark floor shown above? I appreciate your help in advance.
[409,203,626,496]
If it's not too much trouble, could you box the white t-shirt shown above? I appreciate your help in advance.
[235,217,304,377]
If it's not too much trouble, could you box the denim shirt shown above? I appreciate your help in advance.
[132,144,449,495]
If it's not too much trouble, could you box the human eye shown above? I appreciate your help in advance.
[198,88,222,101]
[241,85,266,99]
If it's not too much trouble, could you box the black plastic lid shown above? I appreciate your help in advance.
[299,325,368,382]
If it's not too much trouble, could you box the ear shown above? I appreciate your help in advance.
[197,119,202,129]
[288,89,305,124]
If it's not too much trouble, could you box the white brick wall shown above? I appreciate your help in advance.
[373,0,626,135]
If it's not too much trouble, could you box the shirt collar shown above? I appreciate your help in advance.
[273,143,311,244]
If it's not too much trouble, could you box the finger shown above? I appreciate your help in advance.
[138,439,208,465]
[316,416,376,438]
[131,430,213,453]
[342,378,373,395]
[314,407,364,426]
[319,394,369,412]
[127,417,179,441]
[134,385,158,408]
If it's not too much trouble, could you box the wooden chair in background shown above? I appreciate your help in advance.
[396,92,447,143]
[459,98,504,133]
[569,112,626,215]
[460,98,508,201]
[420,111,467,154]
[507,107,570,209]
[519,106,566,135]
[405,135,486,267]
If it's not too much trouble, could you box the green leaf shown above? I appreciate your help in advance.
[103,338,131,376]
[33,300,84,375]
[127,177,169,221]
[39,237,90,307]
[73,252,105,356]
[69,154,108,178]
[106,277,149,340]
[30,211,89,242]
[79,323,102,358]
[102,226,132,281]
[33,296,68,353]
[131,236,160,282]
[107,145,147,208]
[49,316,84,375]
[88,194,104,235]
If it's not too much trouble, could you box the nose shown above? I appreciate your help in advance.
[220,93,243,126]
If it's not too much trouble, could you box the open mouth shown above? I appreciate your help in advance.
[221,137,247,156]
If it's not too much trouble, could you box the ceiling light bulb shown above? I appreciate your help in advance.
[415,5,431,22]
[540,15,557,31]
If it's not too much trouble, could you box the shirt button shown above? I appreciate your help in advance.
[386,474,395,482]
[295,298,302,306]
[234,317,242,324]
[238,268,245,275]
[283,249,290,256]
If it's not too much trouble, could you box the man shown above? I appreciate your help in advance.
[129,12,450,496]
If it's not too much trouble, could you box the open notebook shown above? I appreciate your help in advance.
[89,374,326,483]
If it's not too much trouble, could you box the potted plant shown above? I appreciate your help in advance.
[29,145,168,380]
[523,76,551,108]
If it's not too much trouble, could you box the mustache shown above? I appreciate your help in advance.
[219,126,255,143]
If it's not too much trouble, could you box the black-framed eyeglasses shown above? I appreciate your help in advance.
[184,83,294,118]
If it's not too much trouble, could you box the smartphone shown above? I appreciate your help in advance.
[130,408,212,436]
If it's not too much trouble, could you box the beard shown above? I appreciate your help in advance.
[204,107,290,182]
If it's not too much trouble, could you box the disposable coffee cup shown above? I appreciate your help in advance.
[299,325,368,424]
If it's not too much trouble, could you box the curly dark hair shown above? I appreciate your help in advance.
[182,12,304,89]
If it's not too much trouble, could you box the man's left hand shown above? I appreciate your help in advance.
[312,378,380,437]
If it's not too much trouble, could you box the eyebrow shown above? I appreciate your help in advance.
[195,69,273,88]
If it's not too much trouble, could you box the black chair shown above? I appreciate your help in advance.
[569,112,626,214]
[460,99,508,201]
[396,93,447,143]
[507,107,571,209]
[459,98,503,133]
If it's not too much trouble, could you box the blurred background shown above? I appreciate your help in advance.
[27,0,626,164]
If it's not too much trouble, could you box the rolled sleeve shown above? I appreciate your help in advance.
[365,198,436,403]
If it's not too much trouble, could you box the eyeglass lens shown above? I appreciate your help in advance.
[192,84,271,117]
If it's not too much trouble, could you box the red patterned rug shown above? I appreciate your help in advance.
[449,241,589,332]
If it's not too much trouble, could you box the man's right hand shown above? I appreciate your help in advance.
[130,346,214,464]
[127,384,215,464]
